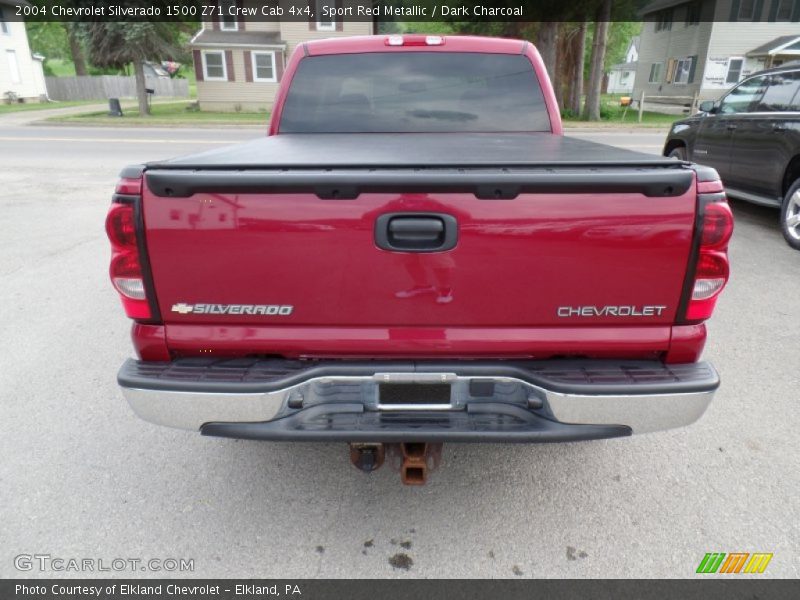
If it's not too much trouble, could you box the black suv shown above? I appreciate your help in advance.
[663,63,800,250]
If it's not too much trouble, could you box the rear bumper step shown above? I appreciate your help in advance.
[118,358,718,441]
[201,404,631,443]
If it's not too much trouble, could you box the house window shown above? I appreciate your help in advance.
[202,51,227,81]
[726,58,744,84]
[315,0,335,31]
[737,0,756,20]
[776,0,793,21]
[219,0,238,31]
[251,51,276,82]
[674,57,696,84]
[6,50,20,84]
[621,71,630,81]
[648,63,662,83]
[685,1,701,25]
[655,9,673,32]
[0,7,9,34]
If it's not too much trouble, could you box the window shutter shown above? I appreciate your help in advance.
[212,14,220,30]
[336,0,343,31]
[193,50,203,82]
[308,0,315,30]
[729,0,741,19]
[226,50,235,82]
[666,59,677,83]
[244,50,252,82]
[276,52,285,81]
[688,55,698,83]
[753,0,765,19]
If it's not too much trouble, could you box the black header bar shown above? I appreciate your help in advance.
[7,1,792,23]
[4,579,800,600]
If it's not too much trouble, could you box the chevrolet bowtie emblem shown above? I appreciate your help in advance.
[171,303,194,314]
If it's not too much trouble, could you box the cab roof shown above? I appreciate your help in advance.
[304,35,528,56]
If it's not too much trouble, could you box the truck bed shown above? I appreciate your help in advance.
[143,133,692,199]
[149,133,682,169]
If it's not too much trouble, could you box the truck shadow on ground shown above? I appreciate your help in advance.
[727,197,781,233]
[206,436,636,500]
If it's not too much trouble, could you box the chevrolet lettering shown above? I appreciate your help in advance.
[557,305,668,318]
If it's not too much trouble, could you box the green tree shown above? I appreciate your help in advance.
[26,20,89,75]
[582,0,612,120]
[66,23,88,76]
[605,22,641,70]
[25,21,68,60]
[82,22,183,116]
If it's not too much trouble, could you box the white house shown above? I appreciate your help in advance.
[190,0,375,112]
[0,0,47,102]
[634,0,800,105]
[607,36,640,94]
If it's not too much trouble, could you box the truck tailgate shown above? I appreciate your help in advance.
[140,133,696,349]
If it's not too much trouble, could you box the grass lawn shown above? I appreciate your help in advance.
[44,59,77,77]
[562,94,683,127]
[0,100,98,114]
[47,101,270,126]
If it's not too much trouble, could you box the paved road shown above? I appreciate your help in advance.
[1,122,798,579]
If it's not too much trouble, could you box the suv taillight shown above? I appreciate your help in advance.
[681,174,734,323]
[106,173,158,321]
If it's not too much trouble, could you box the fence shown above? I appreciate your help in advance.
[44,76,189,101]
[635,92,699,122]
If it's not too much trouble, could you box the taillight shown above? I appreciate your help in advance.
[699,201,734,249]
[682,176,734,323]
[105,202,137,248]
[686,252,729,320]
[106,171,158,321]
[110,253,146,300]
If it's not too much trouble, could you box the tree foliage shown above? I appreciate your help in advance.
[25,21,69,60]
[81,22,184,115]
[416,0,643,121]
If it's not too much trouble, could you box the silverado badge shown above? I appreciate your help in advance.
[171,303,293,316]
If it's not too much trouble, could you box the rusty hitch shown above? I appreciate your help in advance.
[348,442,444,485]
[349,443,386,473]
[397,442,443,485]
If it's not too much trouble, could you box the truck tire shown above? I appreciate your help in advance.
[781,179,800,251]
[668,146,687,160]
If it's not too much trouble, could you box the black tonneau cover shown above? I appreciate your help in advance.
[143,133,693,199]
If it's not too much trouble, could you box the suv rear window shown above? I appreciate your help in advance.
[279,52,550,133]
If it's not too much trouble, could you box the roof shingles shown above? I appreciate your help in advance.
[191,30,285,48]
[747,35,800,57]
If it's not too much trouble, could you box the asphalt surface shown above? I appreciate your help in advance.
[1,119,798,579]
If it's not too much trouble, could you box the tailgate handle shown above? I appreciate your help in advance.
[375,213,458,252]
[390,218,443,240]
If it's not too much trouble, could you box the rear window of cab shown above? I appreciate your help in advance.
[279,52,550,133]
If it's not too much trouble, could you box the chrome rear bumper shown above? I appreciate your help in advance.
[119,358,718,440]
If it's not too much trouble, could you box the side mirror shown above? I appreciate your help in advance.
[699,100,716,113]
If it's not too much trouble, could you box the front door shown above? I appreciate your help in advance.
[693,75,770,184]
[728,71,800,199]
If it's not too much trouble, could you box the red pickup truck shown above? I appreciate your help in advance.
[107,35,732,484]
